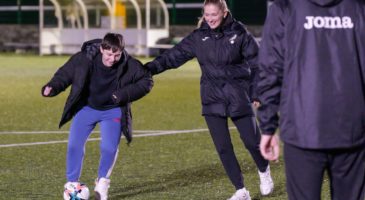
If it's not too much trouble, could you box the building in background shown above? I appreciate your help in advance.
[0,0,267,25]
[0,0,268,54]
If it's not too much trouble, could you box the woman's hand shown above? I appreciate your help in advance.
[252,101,260,108]
[43,86,53,96]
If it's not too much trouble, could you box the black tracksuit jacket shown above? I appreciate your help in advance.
[42,39,153,143]
[146,14,260,118]
[257,0,365,149]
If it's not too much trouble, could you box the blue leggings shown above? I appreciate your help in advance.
[66,106,122,182]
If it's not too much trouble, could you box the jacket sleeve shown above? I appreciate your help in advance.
[225,32,260,101]
[112,59,153,105]
[41,54,78,97]
[242,32,260,101]
[145,33,196,75]
[242,34,259,101]
[356,19,365,91]
[257,2,285,135]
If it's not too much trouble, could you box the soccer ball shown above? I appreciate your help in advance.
[63,182,90,200]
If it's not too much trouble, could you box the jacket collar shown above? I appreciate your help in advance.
[81,39,102,60]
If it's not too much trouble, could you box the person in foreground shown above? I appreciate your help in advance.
[257,0,365,199]
[145,0,274,199]
[41,33,153,200]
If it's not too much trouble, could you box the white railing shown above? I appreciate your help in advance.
[39,0,169,56]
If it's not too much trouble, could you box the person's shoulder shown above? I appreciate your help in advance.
[227,19,252,38]
[192,24,209,36]
[178,29,202,41]
[126,56,150,76]
[124,52,144,70]
[74,51,92,62]
[265,0,290,22]
[73,51,86,57]
[271,0,289,5]
[191,29,201,36]
[232,20,247,33]
[127,56,143,67]
[271,0,290,10]
[67,51,86,62]
[65,51,92,69]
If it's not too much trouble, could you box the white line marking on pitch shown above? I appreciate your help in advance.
[0,127,236,148]
[0,130,171,134]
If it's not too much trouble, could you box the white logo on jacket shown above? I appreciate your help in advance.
[304,16,354,29]
[202,37,210,41]
[229,34,237,44]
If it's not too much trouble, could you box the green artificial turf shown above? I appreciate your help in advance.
[0,53,331,199]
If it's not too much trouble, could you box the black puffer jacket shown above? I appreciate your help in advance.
[146,14,259,117]
[42,39,153,143]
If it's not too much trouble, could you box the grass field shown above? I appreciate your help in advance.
[0,53,330,199]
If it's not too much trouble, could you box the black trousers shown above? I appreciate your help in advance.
[284,143,365,200]
[204,115,269,189]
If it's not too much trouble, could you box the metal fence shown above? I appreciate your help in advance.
[0,0,267,25]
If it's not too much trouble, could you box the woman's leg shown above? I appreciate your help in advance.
[98,107,122,179]
[204,115,244,190]
[232,116,268,172]
[67,106,97,181]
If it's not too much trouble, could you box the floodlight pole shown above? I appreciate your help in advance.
[156,0,169,30]
[39,0,44,55]
[172,0,176,25]
[144,0,152,56]
[102,0,113,29]
[49,0,63,29]
[146,0,150,30]
[75,0,89,29]
[17,0,22,24]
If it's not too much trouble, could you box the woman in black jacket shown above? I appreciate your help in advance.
[42,33,152,199]
[145,0,273,199]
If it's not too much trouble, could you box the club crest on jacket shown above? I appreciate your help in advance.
[229,34,237,44]
[202,36,210,41]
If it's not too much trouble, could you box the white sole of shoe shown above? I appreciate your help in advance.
[260,186,274,196]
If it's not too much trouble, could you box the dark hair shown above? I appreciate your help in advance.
[101,33,125,52]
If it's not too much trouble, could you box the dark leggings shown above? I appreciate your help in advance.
[204,115,268,189]
[284,143,365,200]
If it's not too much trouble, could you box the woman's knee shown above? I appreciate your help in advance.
[215,143,235,156]
[100,144,118,155]
[67,142,84,155]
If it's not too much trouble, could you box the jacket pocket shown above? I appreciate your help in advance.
[200,82,224,105]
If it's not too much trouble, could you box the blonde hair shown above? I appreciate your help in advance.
[197,0,230,28]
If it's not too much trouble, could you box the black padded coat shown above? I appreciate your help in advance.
[146,14,260,118]
[42,39,153,143]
